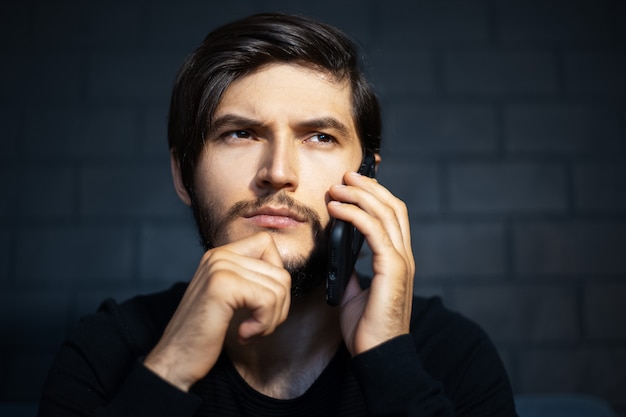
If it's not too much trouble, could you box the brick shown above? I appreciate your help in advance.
[142,104,170,157]
[368,49,435,96]
[495,349,515,386]
[23,105,136,158]
[376,162,440,214]
[27,2,144,51]
[147,1,256,50]
[16,164,75,217]
[0,289,70,351]
[79,105,137,156]
[0,54,22,100]
[383,104,497,157]
[618,2,626,42]
[86,2,144,50]
[0,229,9,285]
[0,54,82,101]
[15,225,134,283]
[411,222,506,277]
[266,0,372,44]
[452,284,579,343]
[564,50,626,95]
[0,2,30,51]
[356,246,444,295]
[505,104,624,154]
[80,162,184,218]
[376,0,489,45]
[518,348,626,407]
[0,167,16,217]
[23,106,80,157]
[444,51,558,95]
[0,352,56,402]
[29,1,89,50]
[449,162,567,212]
[0,106,19,161]
[497,0,611,42]
[88,52,185,100]
[575,163,626,212]
[584,284,626,340]
[139,223,202,282]
[514,222,626,275]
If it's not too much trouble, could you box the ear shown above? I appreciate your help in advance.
[374,153,382,174]
[170,151,192,206]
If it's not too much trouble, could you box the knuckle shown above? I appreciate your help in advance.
[206,258,234,275]
[380,204,396,221]
[396,200,409,216]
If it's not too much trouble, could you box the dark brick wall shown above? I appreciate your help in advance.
[1,0,625,414]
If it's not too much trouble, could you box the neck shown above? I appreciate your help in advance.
[224,285,342,399]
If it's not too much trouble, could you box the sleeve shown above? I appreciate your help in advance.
[94,362,202,417]
[350,334,454,417]
[349,299,518,417]
[37,295,202,417]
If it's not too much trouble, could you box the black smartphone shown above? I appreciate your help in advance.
[326,151,376,306]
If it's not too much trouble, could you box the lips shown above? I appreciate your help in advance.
[244,206,307,228]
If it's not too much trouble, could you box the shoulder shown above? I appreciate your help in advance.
[409,295,513,401]
[410,295,489,347]
[74,282,188,356]
[39,283,190,410]
[409,295,496,364]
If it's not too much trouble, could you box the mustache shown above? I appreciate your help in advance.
[197,191,323,250]
[225,192,321,227]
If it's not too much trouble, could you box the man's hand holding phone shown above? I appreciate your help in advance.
[327,161,415,356]
[326,151,376,306]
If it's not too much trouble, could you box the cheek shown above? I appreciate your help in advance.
[301,172,342,225]
[195,153,252,200]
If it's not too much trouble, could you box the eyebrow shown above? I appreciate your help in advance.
[210,114,266,134]
[210,114,353,140]
[296,116,352,139]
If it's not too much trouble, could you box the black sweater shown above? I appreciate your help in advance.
[38,283,518,416]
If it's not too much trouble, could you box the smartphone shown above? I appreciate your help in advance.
[326,151,376,306]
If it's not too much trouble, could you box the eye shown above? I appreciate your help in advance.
[220,130,253,141]
[232,130,252,139]
[307,133,336,144]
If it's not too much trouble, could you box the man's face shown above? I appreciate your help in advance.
[187,63,363,291]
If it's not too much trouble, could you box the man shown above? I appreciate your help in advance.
[38,13,517,416]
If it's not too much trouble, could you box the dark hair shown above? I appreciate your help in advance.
[168,13,382,195]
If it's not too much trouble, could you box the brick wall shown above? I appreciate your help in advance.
[1,0,625,414]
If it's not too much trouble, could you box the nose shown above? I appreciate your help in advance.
[255,139,299,192]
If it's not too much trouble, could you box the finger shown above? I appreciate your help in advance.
[343,172,411,241]
[207,251,291,289]
[216,238,292,317]
[328,185,405,256]
[207,267,290,342]
[220,231,285,268]
[209,257,291,331]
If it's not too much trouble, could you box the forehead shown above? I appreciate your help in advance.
[213,63,356,128]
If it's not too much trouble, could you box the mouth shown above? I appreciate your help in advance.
[244,206,308,229]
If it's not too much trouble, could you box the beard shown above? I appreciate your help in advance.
[189,191,329,298]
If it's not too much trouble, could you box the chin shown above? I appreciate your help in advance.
[284,245,329,298]
[276,242,313,263]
